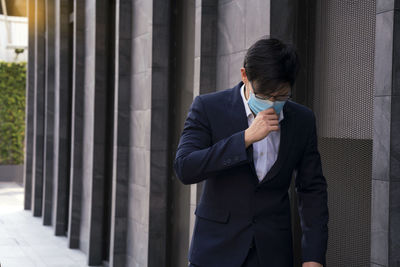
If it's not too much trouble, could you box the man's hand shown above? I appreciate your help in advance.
[302,262,323,267]
[244,107,279,148]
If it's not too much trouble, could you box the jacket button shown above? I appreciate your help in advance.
[252,217,257,224]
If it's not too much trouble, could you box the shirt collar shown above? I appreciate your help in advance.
[240,83,284,122]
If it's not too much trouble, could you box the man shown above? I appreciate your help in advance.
[174,37,329,267]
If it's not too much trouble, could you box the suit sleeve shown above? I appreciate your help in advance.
[173,95,250,185]
[295,111,329,266]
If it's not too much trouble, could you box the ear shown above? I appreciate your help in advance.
[240,68,247,83]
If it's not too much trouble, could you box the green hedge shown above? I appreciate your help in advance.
[0,61,26,165]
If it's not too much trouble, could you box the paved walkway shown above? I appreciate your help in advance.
[0,182,99,267]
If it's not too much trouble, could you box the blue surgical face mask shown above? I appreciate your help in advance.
[247,88,287,116]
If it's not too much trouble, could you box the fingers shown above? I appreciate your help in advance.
[269,120,279,126]
[259,107,276,115]
[258,109,278,120]
[256,113,279,124]
[265,114,279,120]
[258,114,279,121]
[270,125,279,131]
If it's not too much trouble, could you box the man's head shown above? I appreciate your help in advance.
[240,37,300,99]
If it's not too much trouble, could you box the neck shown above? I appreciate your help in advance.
[244,83,250,100]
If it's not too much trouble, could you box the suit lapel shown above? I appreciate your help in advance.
[228,81,249,133]
[259,100,296,185]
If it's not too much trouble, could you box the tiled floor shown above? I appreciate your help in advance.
[0,182,101,267]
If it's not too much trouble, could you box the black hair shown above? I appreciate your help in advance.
[243,37,300,94]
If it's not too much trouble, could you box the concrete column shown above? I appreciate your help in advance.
[167,0,196,266]
[42,0,56,226]
[67,0,85,249]
[126,0,172,265]
[148,1,171,266]
[108,0,131,266]
[189,0,218,248]
[125,0,152,265]
[193,0,218,96]
[270,0,295,43]
[371,1,400,266]
[53,0,72,236]
[81,0,112,264]
[24,0,36,211]
[32,0,46,217]
[216,0,270,91]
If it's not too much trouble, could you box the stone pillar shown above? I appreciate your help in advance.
[216,0,270,91]
[67,0,85,249]
[108,0,131,266]
[125,0,153,265]
[189,0,218,247]
[24,0,36,211]
[126,0,171,265]
[371,1,400,266]
[166,0,195,265]
[81,0,112,264]
[32,0,46,217]
[193,0,218,96]
[148,1,171,266]
[53,0,72,236]
[42,0,56,226]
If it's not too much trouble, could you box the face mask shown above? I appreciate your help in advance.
[247,89,287,115]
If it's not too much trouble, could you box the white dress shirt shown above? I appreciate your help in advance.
[240,83,284,181]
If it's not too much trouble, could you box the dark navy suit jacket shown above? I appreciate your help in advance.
[174,81,329,267]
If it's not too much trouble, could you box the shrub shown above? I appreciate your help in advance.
[0,61,26,164]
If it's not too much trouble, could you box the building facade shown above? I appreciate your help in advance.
[23,0,400,267]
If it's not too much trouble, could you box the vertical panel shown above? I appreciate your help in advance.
[125,0,172,265]
[108,0,131,265]
[68,0,85,249]
[126,0,153,265]
[148,0,171,263]
[24,0,36,211]
[372,1,400,266]
[194,0,218,96]
[312,1,375,266]
[277,1,377,265]
[53,0,72,236]
[389,9,400,266]
[32,0,46,217]
[216,0,246,91]
[102,0,116,263]
[216,0,270,91]
[168,0,195,266]
[313,2,374,140]
[189,0,219,256]
[80,0,113,264]
[43,0,55,226]
[79,0,95,254]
